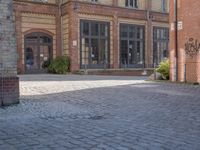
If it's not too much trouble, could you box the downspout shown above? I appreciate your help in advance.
[174,0,178,81]
[59,0,64,55]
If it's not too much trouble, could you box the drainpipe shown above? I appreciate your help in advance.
[174,0,178,81]
[59,0,64,56]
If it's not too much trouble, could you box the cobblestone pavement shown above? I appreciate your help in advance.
[0,74,200,150]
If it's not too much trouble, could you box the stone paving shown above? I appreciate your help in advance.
[0,74,200,150]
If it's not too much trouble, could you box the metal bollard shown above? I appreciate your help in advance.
[184,64,186,83]
[154,63,156,80]
[0,62,3,106]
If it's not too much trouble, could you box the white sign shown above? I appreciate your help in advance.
[73,40,77,46]
[178,21,183,30]
[171,23,175,31]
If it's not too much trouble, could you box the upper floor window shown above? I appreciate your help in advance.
[151,0,169,13]
[125,0,138,8]
[91,0,98,3]
[162,0,167,12]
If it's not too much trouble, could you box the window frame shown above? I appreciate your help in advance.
[125,0,139,9]
[120,23,145,68]
[161,0,167,13]
[153,27,169,66]
[80,20,110,69]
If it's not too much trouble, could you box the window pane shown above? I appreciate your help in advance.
[135,0,138,8]
[100,24,108,37]
[163,29,168,40]
[129,26,135,38]
[125,0,128,6]
[130,0,133,7]
[83,22,89,36]
[25,36,38,43]
[91,38,99,64]
[121,25,128,38]
[81,38,89,65]
[136,27,142,39]
[91,22,99,36]
[99,39,108,64]
[128,40,135,64]
[120,40,128,65]
[39,36,51,44]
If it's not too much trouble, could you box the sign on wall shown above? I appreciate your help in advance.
[178,21,183,30]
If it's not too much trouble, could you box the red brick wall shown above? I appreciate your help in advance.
[62,1,169,71]
[14,0,169,73]
[0,77,19,106]
[13,1,61,74]
[170,0,200,83]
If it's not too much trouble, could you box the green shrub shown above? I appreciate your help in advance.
[156,59,170,80]
[48,56,70,74]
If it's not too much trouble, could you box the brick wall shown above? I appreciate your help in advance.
[0,77,19,106]
[0,0,19,106]
[62,1,169,71]
[13,0,169,73]
[13,1,60,74]
[170,0,200,83]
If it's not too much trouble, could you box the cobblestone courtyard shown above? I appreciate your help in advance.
[0,74,200,150]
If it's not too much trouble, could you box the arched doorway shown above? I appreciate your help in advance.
[24,32,53,73]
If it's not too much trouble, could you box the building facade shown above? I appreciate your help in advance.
[170,0,200,83]
[13,0,169,74]
[0,0,19,106]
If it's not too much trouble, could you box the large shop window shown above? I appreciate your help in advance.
[80,20,110,69]
[153,27,169,65]
[120,24,145,68]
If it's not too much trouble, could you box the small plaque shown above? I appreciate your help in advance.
[73,40,77,46]
[178,21,183,30]
[171,23,174,31]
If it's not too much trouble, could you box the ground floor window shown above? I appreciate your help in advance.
[120,24,145,68]
[153,27,169,65]
[80,20,110,69]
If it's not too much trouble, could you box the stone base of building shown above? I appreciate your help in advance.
[0,76,19,106]
[80,69,154,76]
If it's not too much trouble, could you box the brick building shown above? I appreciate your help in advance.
[170,0,200,83]
[13,0,169,74]
[0,0,19,106]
